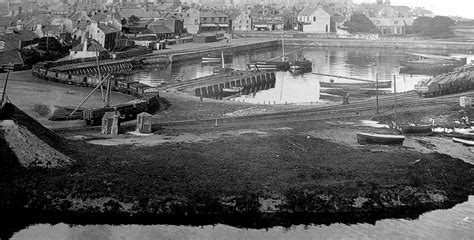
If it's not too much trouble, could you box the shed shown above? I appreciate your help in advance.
[101,110,121,135]
[136,112,153,134]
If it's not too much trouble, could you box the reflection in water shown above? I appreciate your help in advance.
[12,196,474,240]
[126,47,436,104]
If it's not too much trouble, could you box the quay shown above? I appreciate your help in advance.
[160,71,276,99]
[50,58,135,75]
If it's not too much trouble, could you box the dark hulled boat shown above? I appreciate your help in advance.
[320,81,392,89]
[247,61,290,71]
[289,59,312,73]
[356,132,405,145]
[452,137,474,146]
[398,125,433,135]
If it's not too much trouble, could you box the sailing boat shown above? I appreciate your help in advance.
[289,51,312,74]
[247,35,290,71]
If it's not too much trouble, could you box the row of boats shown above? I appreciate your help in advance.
[357,125,474,146]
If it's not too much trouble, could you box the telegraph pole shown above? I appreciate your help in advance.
[1,63,14,105]
[394,75,397,127]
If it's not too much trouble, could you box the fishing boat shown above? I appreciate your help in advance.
[212,51,234,74]
[248,35,290,71]
[452,137,474,146]
[356,132,405,145]
[398,125,433,135]
[289,59,312,73]
[320,80,392,89]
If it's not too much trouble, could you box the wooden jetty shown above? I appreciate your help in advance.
[160,70,276,99]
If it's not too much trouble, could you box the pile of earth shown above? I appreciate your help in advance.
[0,102,72,168]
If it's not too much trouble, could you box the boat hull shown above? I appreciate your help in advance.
[356,132,405,145]
[248,61,290,71]
[452,137,474,146]
[399,125,433,135]
[320,81,392,89]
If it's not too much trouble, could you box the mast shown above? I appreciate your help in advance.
[281,34,285,61]
[221,51,225,69]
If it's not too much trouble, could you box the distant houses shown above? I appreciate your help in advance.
[297,6,331,33]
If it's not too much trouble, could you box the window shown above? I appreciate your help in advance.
[195,19,198,24]
[313,16,316,22]
[187,14,189,17]
[394,20,399,24]
[203,17,207,21]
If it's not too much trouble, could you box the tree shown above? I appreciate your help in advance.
[128,15,140,25]
[343,13,379,34]
[412,16,455,38]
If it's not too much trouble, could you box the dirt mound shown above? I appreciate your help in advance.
[0,103,72,168]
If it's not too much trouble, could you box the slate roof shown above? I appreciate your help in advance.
[0,17,12,27]
[14,30,38,41]
[119,8,160,19]
[149,25,173,34]
[299,7,318,16]
[98,23,119,34]
[43,25,62,35]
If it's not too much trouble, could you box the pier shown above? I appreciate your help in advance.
[50,59,135,75]
[160,71,276,99]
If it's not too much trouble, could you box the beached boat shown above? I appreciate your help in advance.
[399,125,433,135]
[452,137,474,146]
[320,81,392,89]
[289,59,312,73]
[451,132,474,141]
[356,132,405,145]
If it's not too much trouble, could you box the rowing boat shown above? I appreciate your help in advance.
[399,125,433,135]
[356,132,405,145]
[452,137,474,146]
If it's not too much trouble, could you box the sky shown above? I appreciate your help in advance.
[353,0,474,19]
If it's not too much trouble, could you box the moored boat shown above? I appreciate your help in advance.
[399,58,466,74]
[289,59,312,73]
[320,81,392,89]
[451,132,474,141]
[247,61,290,71]
[452,137,474,146]
[356,132,405,145]
[399,125,433,135]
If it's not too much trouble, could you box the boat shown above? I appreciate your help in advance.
[451,132,474,141]
[247,61,290,71]
[398,125,433,135]
[320,81,392,89]
[202,52,232,63]
[289,59,312,73]
[356,132,405,145]
[212,51,234,74]
[248,35,290,71]
[399,57,466,74]
[452,137,474,146]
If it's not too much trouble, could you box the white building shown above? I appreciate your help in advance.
[298,5,330,33]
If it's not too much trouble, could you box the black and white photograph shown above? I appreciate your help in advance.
[0,0,473,239]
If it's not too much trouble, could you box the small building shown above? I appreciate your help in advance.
[199,10,230,33]
[101,110,121,135]
[136,112,153,134]
[298,6,331,33]
[370,17,412,35]
[182,7,200,34]
[250,5,284,31]
[0,49,24,71]
[88,22,121,51]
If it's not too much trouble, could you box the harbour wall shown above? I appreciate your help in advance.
[285,38,474,51]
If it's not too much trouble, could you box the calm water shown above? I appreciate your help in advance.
[11,196,474,240]
[128,47,440,104]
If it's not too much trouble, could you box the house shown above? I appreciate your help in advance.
[370,17,413,35]
[90,12,123,31]
[298,6,331,33]
[0,17,15,35]
[148,14,184,36]
[199,10,229,33]
[0,30,38,50]
[182,7,200,34]
[69,11,92,31]
[87,22,121,51]
[69,38,108,59]
[230,10,252,31]
[250,6,284,31]
[119,8,160,22]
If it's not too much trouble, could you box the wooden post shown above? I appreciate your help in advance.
[1,63,14,104]
[394,75,397,127]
